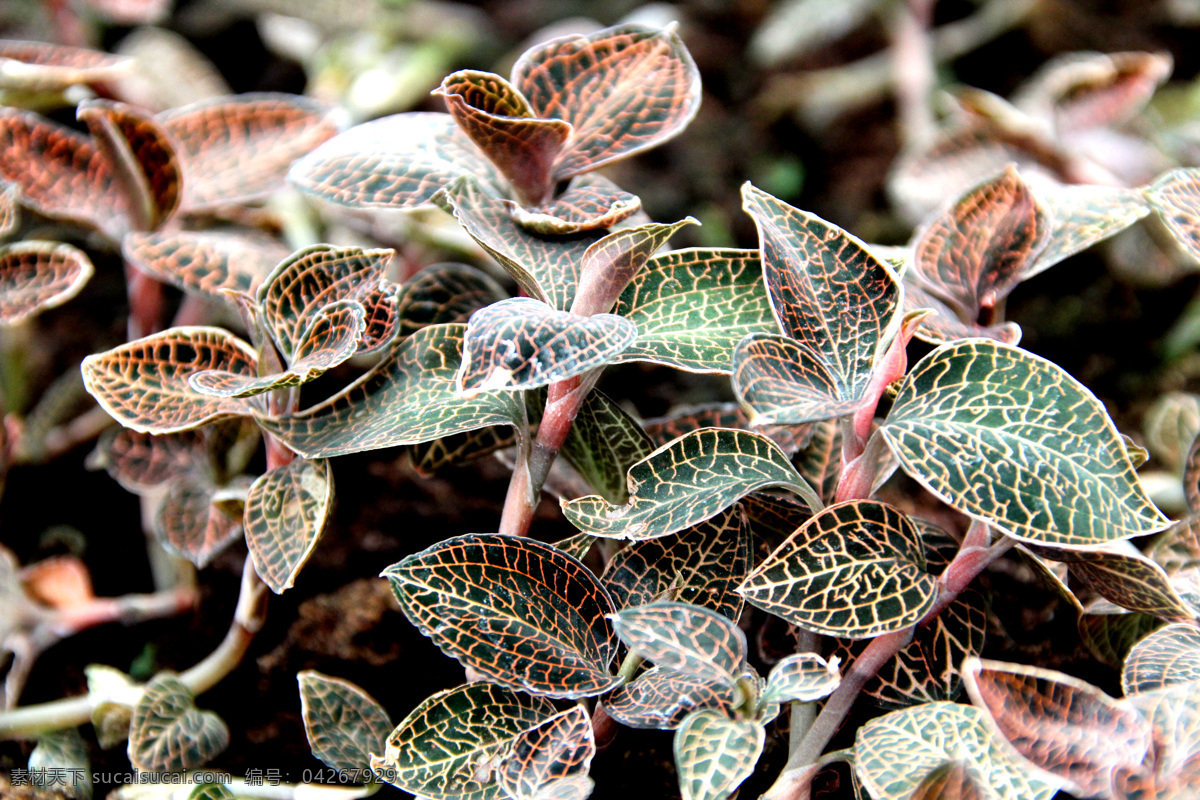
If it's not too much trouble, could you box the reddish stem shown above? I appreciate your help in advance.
[125,266,166,341]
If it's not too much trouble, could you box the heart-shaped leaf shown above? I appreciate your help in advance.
[854,701,1062,800]
[371,681,557,800]
[547,387,654,505]
[1123,623,1200,695]
[82,327,259,434]
[298,671,391,776]
[0,39,129,91]
[245,458,332,594]
[498,706,595,800]
[673,710,763,800]
[513,24,701,178]
[613,248,777,373]
[612,602,746,687]
[396,262,507,338]
[128,673,229,773]
[458,298,636,394]
[289,112,505,209]
[880,338,1170,547]
[562,428,822,540]
[1024,183,1150,279]
[155,472,249,568]
[908,761,987,800]
[123,230,289,298]
[261,323,524,458]
[510,174,641,235]
[0,241,93,324]
[571,218,697,318]
[739,500,937,638]
[1030,544,1196,620]
[159,93,341,210]
[383,534,619,698]
[962,657,1154,798]
[87,428,202,493]
[603,667,737,730]
[602,504,750,621]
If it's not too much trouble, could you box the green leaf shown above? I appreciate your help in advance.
[761,653,841,705]
[1029,543,1196,620]
[497,706,596,800]
[155,471,250,568]
[739,500,937,638]
[245,458,332,593]
[123,230,289,299]
[396,262,507,338]
[612,602,746,687]
[298,671,392,776]
[82,327,259,434]
[853,702,1061,800]
[602,504,750,620]
[1123,623,1200,694]
[457,298,636,394]
[30,729,91,800]
[289,112,505,209]
[261,323,524,458]
[513,23,701,179]
[961,657,1153,799]
[127,673,229,773]
[613,248,777,373]
[409,427,519,476]
[0,241,93,324]
[1025,183,1150,279]
[383,534,619,698]
[1148,514,1200,575]
[371,681,557,800]
[510,174,641,235]
[794,418,842,504]
[187,786,235,800]
[603,666,736,730]
[571,218,697,317]
[880,338,1170,547]
[562,428,821,540]
[673,710,764,800]
[551,388,654,505]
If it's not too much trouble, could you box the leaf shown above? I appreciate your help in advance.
[1148,168,1200,262]
[1014,51,1172,133]
[1127,681,1200,779]
[1024,183,1151,279]
[905,280,1023,347]
[371,681,557,800]
[550,388,654,505]
[673,710,764,800]
[159,93,341,210]
[396,262,507,338]
[245,458,332,594]
[739,500,937,638]
[298,671,391,776]
[383,534,619,698]
[82,327,259,434]
[562,428,821,540]
[611,602,746,687]
[761,653,841,705]
[513,23,701,179]
[435,69,570,205]
[854,702,1062,800]
[1123,623,1200,694]
[1029,544,1196,620]
[0,182,16,237]
[186,786,235,800]
[880,338,1170,547]
[409,427,519,476]
[289,112,504,209]
[30,729,91,800]
[643,402,812,455]
[87,428,200,494]
[613,248,777,373]
[155,472,249,568]
[127,673,229,773]
[733,333,869,425]
[603,666,736,730]
[794,418,842,504]
[510,174,641,235]
[0,39,129,91]
[457,297,636,394]
[907,761,987,800]
[1079,606,1163,669]
[0,241,93,325]
[498,706,596,800]
[1148,514,1200,576]
[962,657,1153,798]
[602,504,750,620]
[261,323,524,458]
[123,230,289,298]
[571,218,697,318]
[1186,434,1200,515]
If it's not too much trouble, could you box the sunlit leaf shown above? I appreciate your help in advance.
[383,534,619,698]
[457,297,636,394]
[128,673,229,773]
[371,681,557,800]
[123,230,289,298]
[761,653,841,705]
[739,500,937,638]
[571,218,697,318]
[30,729,91,800]
[289,112,504,209]
[1025,183,1151,279]
[0,39,129,91]
[1123,623,1200,694]
[498,706,595,800]
[510,174,641,235]
[396,262,507,338]
[1030,543,1196,620]
[0,241,93,324]
[513,23,701,179]
[880,338,1170,547]
[155,472,249,568]
[612,602,745,687]
[82,327,259,434]
[245,459,332,594]
[603,667,736,730]
[562,428,821,540]
[550,388,653,505]
[673,710,763,800]
[298,671,391,776]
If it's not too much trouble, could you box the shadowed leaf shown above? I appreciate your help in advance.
[160,93,341,210]
[30,729,91,800]
[761,653,841,705]
[1186,435,1200,515]
[155,472,249,567]
[0,241,93,324]
[604,666,736,730]
[1030,544,1196,620]
[128,673,229,773]
[410,426,518,476]
[673,710,763,800]
[1026,183,1150,279]
[498,706,595,800]
[383,534,619,698]
[612,602,746,687]
[908,761,986,800]
[905,279,1023,346]
[795,418,842,504]
[962,657,1153,798]
[457,297,636,394]
[87,428,201,493]
[1148,514,1200,575]
[82,327,258,434]
[551,388,653,505]
[371,681,557,800]
[1079,606,1163,669]
[123,230,289,298]
[1123,623,1200,694]
[396,262,507,338]
[571,218,697,317]
[562,428,822,540]
[245,459,333,594]
[739,500,937,638]
[511,174,641,234]
[289,112,504,209]
[880,338,1170,547]
[0,40,129,90]
[298,671,391,776]
[733,333,869,424]
[513,24,701,179]
[643,402,812,455]
[1148,168,1200,262]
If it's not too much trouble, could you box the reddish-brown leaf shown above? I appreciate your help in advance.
[0,241,93,324]
[123,230,290,298]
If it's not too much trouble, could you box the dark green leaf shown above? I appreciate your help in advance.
[298,671,391,776]
[245,458,332,593]
[673,710,763,800]
[396,262,507,338]
[571,218,697,317]
[551,388,653,505]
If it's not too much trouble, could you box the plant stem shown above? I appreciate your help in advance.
[787,629,820,756]
[889,0,936,151]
